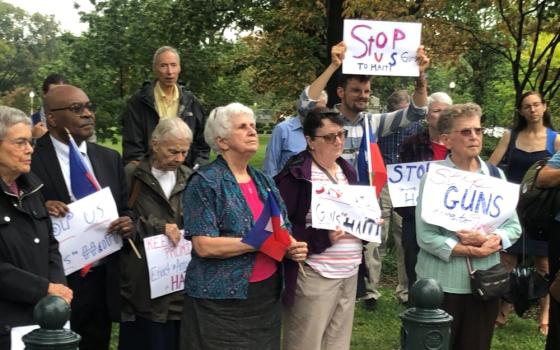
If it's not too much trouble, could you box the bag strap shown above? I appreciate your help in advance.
[127,178,141,208]
[486,162,501,179]
[466,256,475,275]
[546,128,557,155]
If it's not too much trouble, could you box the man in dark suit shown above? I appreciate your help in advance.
[31,84,135,350]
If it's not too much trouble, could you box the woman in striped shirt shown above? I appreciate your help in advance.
[275,107,365,350]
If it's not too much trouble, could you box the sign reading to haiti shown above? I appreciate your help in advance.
[420,163,519,232]
[311,183,382,243]
[343,19,422,77]
[387,161,434,208]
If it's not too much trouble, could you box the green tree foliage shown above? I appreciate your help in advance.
[0,0,61,100]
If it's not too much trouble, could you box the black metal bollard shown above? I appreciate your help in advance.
[400,278,453,350]
[22,295,81,349]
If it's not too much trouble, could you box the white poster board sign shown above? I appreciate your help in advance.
[144,234,192,299]
[11,322,70,350]
[343,19,422,76]
[311,183,382,243]
[387,161,433,208]
[421,163,519,232]
[51,187,122,275]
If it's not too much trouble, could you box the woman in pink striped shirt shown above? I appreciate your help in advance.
[275,108,365,350]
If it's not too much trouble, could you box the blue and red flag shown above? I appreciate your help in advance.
[68,135,100,199]
[357,117,387,197]
[241,193,292,261]
[68,132,100,276]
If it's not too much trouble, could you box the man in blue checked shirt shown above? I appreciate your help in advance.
[298,41,430,311]
[263,89,328,177]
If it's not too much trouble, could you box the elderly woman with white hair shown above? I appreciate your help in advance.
[0,106,71,350]
[180,103,308,350]
[119,117,193,350]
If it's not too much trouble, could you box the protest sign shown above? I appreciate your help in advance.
[311,183,382,243]
[420,163,519,232]
[387,161,433,208]
[51,187,121,275]
[144,234,192,299]
[343,19,422,76]
[11,322,70,350]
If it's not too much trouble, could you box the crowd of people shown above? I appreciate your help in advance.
[0,41,557,350]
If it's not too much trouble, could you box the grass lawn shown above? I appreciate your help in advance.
[103,134,545,349]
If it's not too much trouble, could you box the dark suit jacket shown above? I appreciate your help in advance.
[31,133,132,321]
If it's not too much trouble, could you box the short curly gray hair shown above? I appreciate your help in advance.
[204,103,255,154]
[151,117,193,144]
[0,106,31,140]
[437,102,482,134]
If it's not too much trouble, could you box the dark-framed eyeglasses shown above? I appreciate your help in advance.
[314,130,348,143]
[453,127,483,137]
[50,102,97,115]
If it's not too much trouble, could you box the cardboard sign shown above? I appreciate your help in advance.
[144,234,192,299]
[51,187,121,275]
[343,19,422,76]
[387,161,433,207]
[311,183,382,243]
[420,163,519,232]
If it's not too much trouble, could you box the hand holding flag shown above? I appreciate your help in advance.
[241,193,293,261]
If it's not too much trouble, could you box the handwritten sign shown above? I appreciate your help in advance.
[343,19,422,76]
[311,183,382,243]
[51,187,121,275]
[12,322,70,350]
[387,161,433,208]
[144,234,192,299]
[420,163,519,232]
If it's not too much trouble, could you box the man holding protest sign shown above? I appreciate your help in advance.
[415,103,521,350]
[31,85,135,350]
[299,20,430,309]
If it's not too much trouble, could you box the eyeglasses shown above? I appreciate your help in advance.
[521,102,543,111]
[50,102,97,115]
[314,130,348,143]
[2,138,34,149]
[453,128,483,137]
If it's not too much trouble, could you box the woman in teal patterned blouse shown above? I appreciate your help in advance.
[179,103,308,350]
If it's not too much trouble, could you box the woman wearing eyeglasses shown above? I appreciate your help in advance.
[275,108,363,350]
[415,103,521,350]
[0,106,72,350]
[488,91,559,334]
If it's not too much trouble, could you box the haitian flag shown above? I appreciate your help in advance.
[68,135,100,199]
[241,193,292,261]
[356,117,387,197]
[68,132,101,276]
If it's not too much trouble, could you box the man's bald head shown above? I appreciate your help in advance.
[44,85,96,144]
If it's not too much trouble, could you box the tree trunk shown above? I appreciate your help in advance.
[325,0,343,108]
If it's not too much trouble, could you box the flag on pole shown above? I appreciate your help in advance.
[67,132,100,276]
[68,135,101,199]
[356,116,387,197]
[241,193,292,261]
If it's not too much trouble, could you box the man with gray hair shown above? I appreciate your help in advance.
[122,46,209,168]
